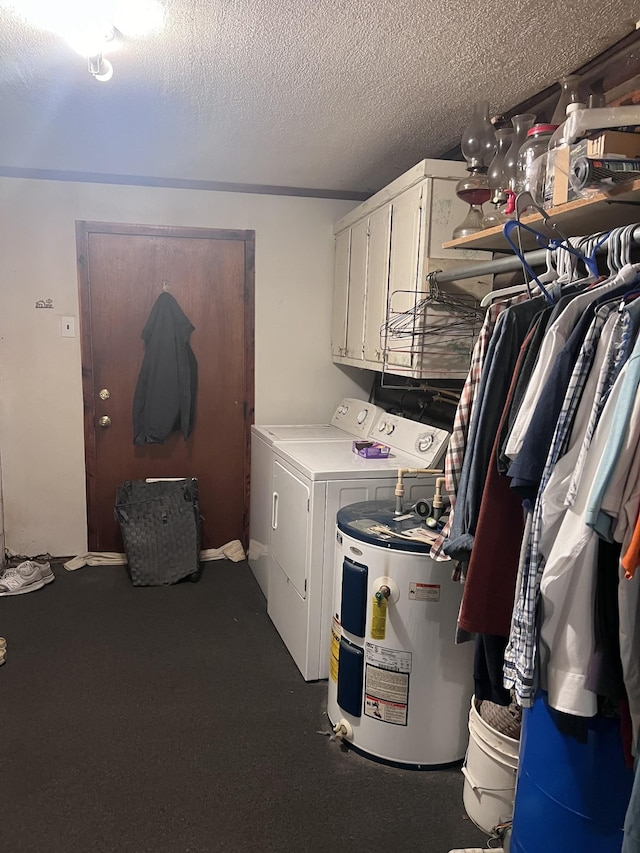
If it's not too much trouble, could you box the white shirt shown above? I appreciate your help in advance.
[538,362,627,717]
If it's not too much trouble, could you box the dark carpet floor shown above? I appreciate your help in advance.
[0,560,488,853]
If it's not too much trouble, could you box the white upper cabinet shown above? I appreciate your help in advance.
[345,218,369,361]
[332,159,492,380]
[331,229,350,358]
[362,204,392,364]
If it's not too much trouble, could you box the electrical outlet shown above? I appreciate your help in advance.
[61,316,76,338]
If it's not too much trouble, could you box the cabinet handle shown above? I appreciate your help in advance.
[272,492,279,530]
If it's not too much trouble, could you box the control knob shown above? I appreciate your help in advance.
[416,433,435,453]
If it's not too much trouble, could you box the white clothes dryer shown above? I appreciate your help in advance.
[266,412,450,681]
[249,398,383,598]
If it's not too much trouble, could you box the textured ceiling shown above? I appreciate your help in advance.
[0,0,638,196]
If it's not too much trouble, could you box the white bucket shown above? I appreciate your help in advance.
[462,696,520,835]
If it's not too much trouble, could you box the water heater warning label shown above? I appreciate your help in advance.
[364,666,409,726]
[409,582,440,602]
[365,642,412,672]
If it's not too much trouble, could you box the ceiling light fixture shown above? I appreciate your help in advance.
[88,53,113,82]
[3,0,165,81]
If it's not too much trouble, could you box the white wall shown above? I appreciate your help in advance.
[0,177,373,557]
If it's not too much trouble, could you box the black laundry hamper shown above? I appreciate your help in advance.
[114,478,201,586]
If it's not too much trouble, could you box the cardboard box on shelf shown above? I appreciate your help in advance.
[586,130,640,159]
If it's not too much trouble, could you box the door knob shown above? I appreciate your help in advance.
[98,416,111,428]
[99,389,110,400]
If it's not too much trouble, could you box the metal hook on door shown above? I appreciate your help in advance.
[161,280,171,292]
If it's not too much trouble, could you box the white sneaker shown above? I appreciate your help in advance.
[0,560,54,596]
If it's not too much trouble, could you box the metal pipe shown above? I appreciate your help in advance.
[433,248,549,284]
[433,224,640,285]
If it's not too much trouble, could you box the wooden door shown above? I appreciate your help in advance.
[76,221,255,553]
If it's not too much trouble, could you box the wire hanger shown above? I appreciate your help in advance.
[480,281,531,308]
[518,192,605,279]
[383,273,484,340]
[479,248,557,308]
[502,192,604,304]
[607,223,636,274]
[502,221,557,305]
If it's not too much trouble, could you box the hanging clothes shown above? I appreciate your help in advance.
[132,292,198,445]
[443,296,545,561]
[513,308,623,714]
[505,294,629,708]
[433,226,640,849]
[458,314,540,640]
[503,277,609,463]
[436,252,640,716]
[429,297,520,561]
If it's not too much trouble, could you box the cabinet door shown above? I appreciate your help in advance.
[331,229,351,357]
[363,204,392,364]
[385,183,425,369]
[345,218,368,360]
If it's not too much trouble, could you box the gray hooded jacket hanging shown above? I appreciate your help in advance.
[132,292,198,445]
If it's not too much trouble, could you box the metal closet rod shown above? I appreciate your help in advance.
[433,224,640,285]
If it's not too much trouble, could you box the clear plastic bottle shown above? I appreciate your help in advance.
[541,103,585,208]
[547,104,640,150]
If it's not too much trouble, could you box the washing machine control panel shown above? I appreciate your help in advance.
[371,413,450,467]
[330,398,383,437]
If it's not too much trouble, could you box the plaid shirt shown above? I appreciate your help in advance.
[503,305,614,705]
[565,308,627,506]
[430,300,516,561]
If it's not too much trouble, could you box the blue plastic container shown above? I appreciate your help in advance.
[511,693,633,852]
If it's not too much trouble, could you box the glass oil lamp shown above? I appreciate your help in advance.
[452,101,496,239]
[483,127,513,228]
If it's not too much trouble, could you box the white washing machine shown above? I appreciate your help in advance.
[248,398,383,598]
[266,412,450,681]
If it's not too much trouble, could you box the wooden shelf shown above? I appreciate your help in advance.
[442,179,640,253]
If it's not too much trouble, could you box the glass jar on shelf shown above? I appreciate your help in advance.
[515,123,558,200]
